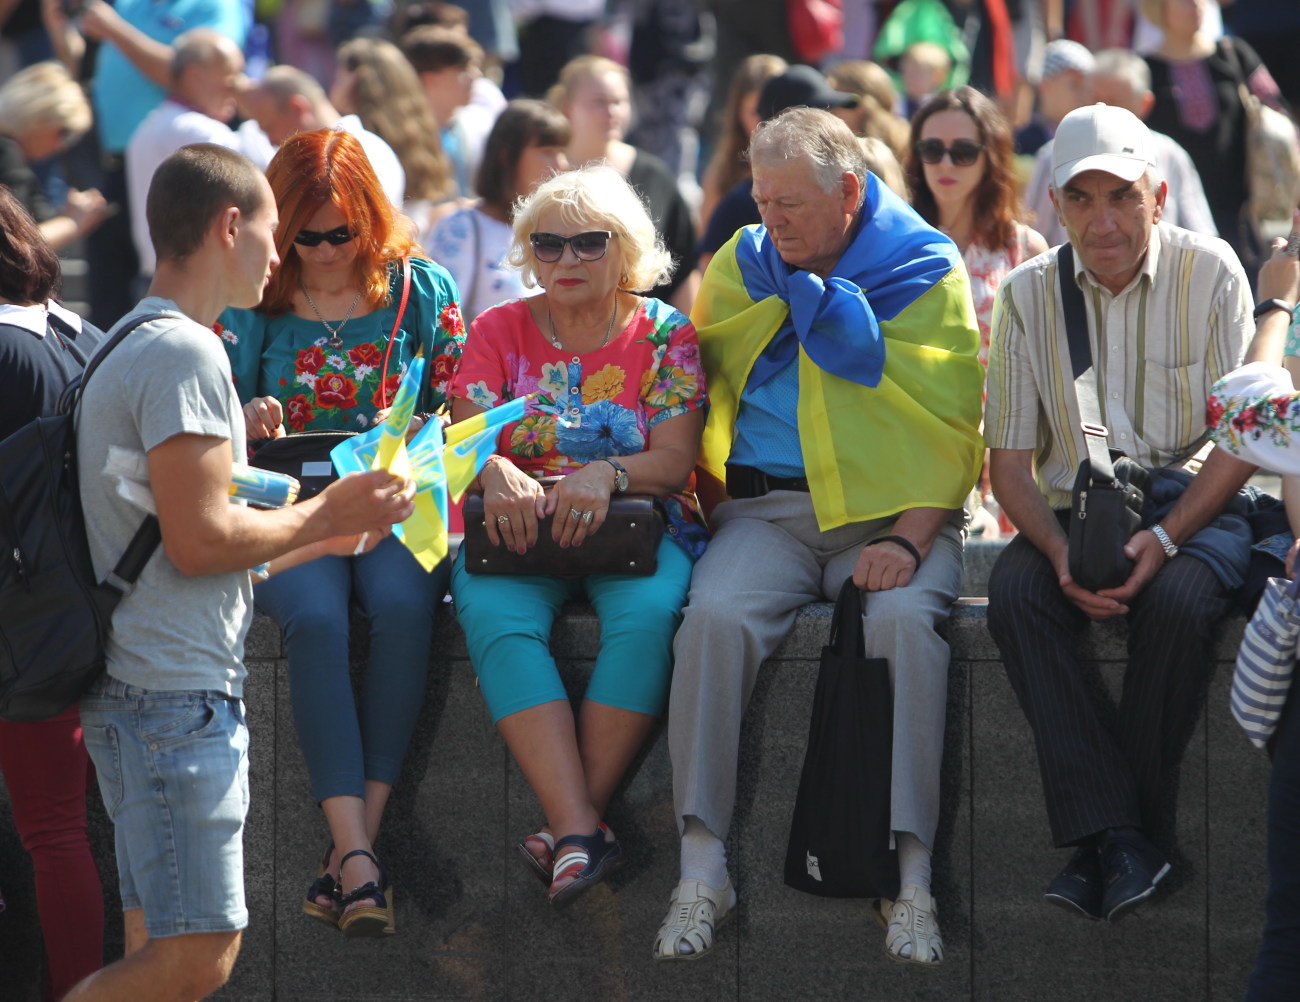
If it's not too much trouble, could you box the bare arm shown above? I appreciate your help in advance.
[1246,215,1300,364]
[40,0,85,73]
[147,432,414,577]
[78,0,174,89]
[851,505,956,592]
[1100,446,1258,604]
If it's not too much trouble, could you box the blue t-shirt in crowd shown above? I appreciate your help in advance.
[93,0,248,154]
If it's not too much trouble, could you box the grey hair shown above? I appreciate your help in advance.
[507,164,674,291]
[1094,49,1152,97]
[745,107,868,209]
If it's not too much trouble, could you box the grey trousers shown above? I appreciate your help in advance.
[668,491,966,850]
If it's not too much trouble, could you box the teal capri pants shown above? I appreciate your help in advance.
[450,536,693,723]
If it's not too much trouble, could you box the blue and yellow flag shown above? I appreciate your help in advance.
[692,171,984,529]
[329,359,449,571]
[443,395,532,502]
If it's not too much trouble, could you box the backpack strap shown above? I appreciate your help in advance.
[65,311,173,593]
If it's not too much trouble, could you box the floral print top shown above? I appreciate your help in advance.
[1207,362,1300,465]
[964,223,1036,369]
[452,295,710,558]
[217,258,465,430]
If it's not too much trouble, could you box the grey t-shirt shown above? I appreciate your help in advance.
[78,297,253,696]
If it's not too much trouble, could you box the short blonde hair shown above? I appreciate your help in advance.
[507,164,673,292]
[0,61,92,142]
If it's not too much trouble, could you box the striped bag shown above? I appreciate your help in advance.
[1232,575,1300,749]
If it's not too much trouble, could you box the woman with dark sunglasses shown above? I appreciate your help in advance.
[448,164,709,908]
[906,87,1047,371]
[906,88,1046,537]
[216,129,464,938]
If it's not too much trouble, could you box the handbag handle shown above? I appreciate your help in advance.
[377,256,413,409]
[828,577,866,660]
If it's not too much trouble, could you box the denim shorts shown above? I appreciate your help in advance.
[81,676,250,937]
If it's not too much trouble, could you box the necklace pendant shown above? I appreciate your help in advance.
[327,335,344,350]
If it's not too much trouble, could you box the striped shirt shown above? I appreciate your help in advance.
[985,223,1252,510]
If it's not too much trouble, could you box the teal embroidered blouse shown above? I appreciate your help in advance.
[217,258,465,431]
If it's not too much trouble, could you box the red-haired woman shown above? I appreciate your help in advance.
[218,129,464,938]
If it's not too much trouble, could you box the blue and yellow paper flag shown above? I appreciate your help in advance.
[443,395,531,502]
[328,363,536,570]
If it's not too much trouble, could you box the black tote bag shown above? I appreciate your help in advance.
[783,577,899,899]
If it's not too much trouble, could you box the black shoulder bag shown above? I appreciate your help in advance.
[1059,245,1147,592]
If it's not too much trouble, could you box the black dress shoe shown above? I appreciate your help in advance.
[1100,829,1171,922]
[1044,844,1103,920]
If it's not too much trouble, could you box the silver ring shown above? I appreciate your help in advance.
[582,510,594,526]
[570,508,582,521]
[496,514,510,525]
[1287,233,1300,256]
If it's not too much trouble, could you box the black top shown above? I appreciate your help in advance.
[699,177,759,257]
[1145,37,1266,232]
[0,134,56,223]
[0,309,105,439]
[626,148,697,302]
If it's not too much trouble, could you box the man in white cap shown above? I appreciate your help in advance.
[983,103,1259,923]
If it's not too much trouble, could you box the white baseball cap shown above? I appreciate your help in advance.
[1051,103,1155,189]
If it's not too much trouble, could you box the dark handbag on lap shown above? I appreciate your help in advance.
[462,481,665,577]
[248,430,357,502]
[1059,243,1148,592]
[783,578,898,899]
[1068,430,1148,592]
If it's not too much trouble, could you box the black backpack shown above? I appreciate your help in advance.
[0,313,167,721]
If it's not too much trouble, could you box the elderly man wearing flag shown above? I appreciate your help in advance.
[653,107,983,967]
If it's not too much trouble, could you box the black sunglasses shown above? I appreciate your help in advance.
[529,230,613,263]
[293,225,354,247]
[915,139,985,167]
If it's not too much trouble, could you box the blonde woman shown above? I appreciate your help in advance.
[331,37,455,213]
[0,61,109,250]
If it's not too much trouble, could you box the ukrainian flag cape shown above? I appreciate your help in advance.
[693,172,984,530]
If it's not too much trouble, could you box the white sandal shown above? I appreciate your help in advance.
[652,877,736,961]
[880,884,944,966]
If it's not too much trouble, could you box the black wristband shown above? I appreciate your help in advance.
[867,534,922,571]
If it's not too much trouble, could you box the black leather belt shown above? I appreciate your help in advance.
[726,464,811,498]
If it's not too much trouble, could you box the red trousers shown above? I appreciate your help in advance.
[0,705,104,1000]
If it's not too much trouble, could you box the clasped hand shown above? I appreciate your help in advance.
[481,460,612,553]
[1055,528,1167,620]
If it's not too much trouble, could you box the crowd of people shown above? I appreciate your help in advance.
[3,0,1300,999]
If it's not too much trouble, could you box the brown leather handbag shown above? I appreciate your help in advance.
[462,486,665,577]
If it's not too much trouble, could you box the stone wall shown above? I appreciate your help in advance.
[0,600,1272,1001]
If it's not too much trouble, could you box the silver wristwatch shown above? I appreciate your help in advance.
[601,457,629,494]
[1150,523,1178,558]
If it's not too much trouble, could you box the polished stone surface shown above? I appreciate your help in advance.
[0,602,1270,1002]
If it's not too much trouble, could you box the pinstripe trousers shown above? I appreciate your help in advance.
[667,491,966,850]
[987,520,1231,848]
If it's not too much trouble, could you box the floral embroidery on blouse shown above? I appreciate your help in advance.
[452,296,710,558]
[218,257,464,433]
[1206,389,1300,456]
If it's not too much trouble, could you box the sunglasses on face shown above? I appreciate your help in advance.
[915,139,985,167]
[293,225,354,247]
[529,230,613,263]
